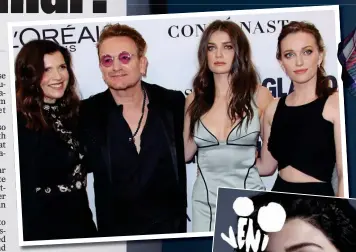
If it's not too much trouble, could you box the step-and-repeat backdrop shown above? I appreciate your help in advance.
[10,5,342,233]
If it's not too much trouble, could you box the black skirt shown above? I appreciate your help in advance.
[22,189,98,241]
[272,174,335,197]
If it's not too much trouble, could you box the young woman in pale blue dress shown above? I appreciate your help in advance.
[184,20,274,232]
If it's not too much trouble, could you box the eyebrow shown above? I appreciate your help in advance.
[283,45,313,53]
[44,63,66,68]
[285,242,323,252]
[208,41,232,45]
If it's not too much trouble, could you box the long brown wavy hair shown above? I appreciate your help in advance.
[276,21,336,98]
[187,20,260,138]
[15,39,80,131]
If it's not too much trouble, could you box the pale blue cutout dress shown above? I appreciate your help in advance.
[191,100,266,232]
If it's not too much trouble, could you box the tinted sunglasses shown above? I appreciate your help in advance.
[100,51,135,67]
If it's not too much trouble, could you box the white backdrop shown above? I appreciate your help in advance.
[10,6,342,234]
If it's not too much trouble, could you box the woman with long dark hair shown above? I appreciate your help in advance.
[184,20,273,232]
[16,39,97,240]
[256,21,343,197]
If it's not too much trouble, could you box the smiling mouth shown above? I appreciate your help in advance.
[111,73,127,77]
[293,68,308,74]
[49,82,64,88]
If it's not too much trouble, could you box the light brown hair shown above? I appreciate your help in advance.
[96,23,147,57]
[276,21,336,98]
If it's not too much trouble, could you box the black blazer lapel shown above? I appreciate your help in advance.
[160,106,179,183]
[144,82,179,184]
[81,90,113,185]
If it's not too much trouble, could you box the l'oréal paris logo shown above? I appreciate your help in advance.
[0,0,107,14]
[13,25,101,52]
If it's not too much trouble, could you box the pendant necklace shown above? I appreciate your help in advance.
[128,87,147,143]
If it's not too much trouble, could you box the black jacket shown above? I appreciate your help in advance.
[79,81,187,236]
[17,112,97,241]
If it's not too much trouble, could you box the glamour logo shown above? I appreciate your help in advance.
[262,76,338,97]
[168,19,290,38]
[262,77,294,97]
[0,0,107,14]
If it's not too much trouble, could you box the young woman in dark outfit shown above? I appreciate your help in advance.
[257,21,343,197]
[15,39,97,241]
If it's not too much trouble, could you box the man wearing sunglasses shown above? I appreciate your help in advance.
[79,23,187,236]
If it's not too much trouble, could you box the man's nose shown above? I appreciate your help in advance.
[112,58,122,70]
